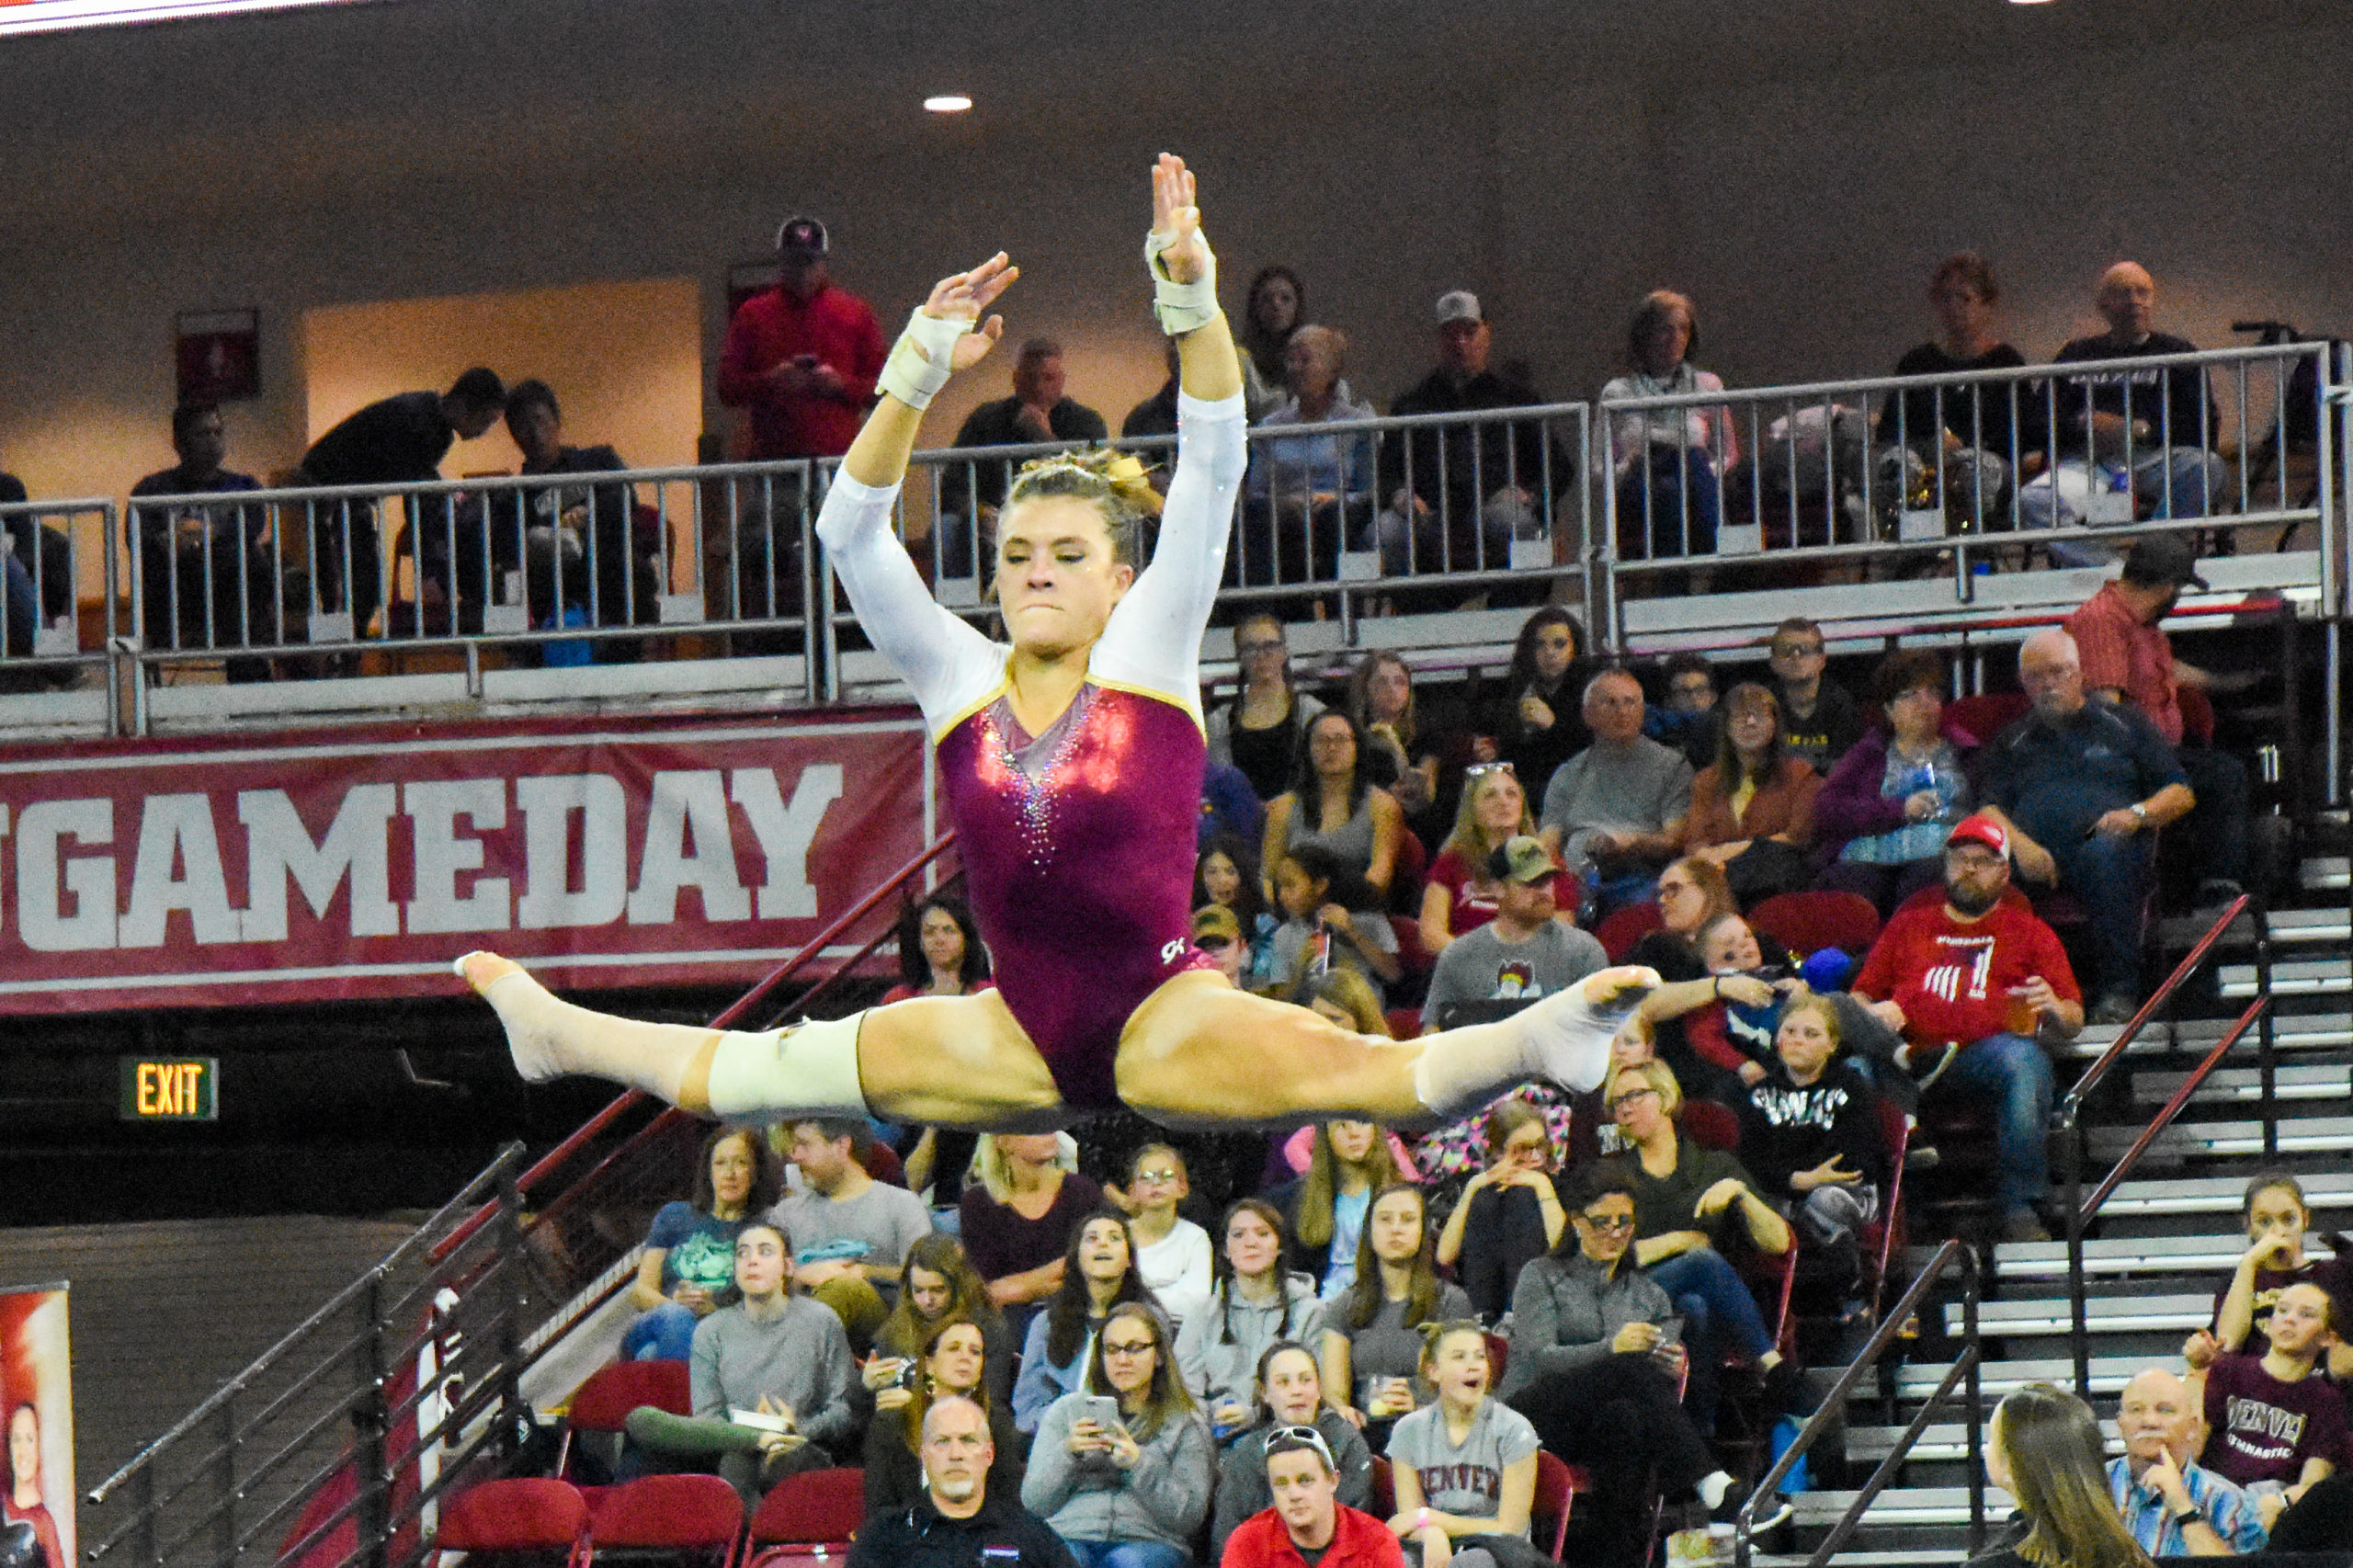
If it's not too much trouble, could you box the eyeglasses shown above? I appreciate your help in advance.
[1102,1339,1158,1358]
[1607,1087,1660,1111]
[1946,850,2005,870]
[1577,1212,1637,1233]
[1132,1169,1181,1185]
[1770,642,1825,659]
[1236,640,1285,656]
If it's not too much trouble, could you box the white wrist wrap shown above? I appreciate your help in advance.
[705,1012,871,1119]
[878,310,971,411]
[1144,228,1221,336]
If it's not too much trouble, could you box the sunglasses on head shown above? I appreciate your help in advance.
[1267,1424,1336,1470]
[1465,761,1517,779]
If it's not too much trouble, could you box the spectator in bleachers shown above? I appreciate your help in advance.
[1537,668,1694,913]
[716,216,885,463]
[1486,607,1595,799]
[2197,1283,2353,1551]
[1,551,36,661]
[848,1394,1074,1568]
[1851,813,2083,1243]
[1631,912,1804,1103]
[1203,760,1269,850]
[622,1124,779,1361]
[2063,536,2249,904]
[2107,1367,2267,1556]
[1430,1099,1567,1326]
[886,894,995,1003]
[1014,1211,1162,1433]
[773,1117,937,1355]
[1419,764,1572,960]
[1218,1417,1392,1568]
[1647,652,1721,769]
[494,378,653,654]
[865,1316,1025,1521]
[1267,843,1402,1004]
[1979,629,2193,1021]
[624,1221,857,1499]
[1881,253,2028,527]
[939,338,1111,572]
[962,1134,1108,1325]
[1196,904,1251,988]
[1121,342,1183,441]
[1177,1207,1325,1442]
[128,400,277,681]
[1245,325,1378,589]
[1024,1301,1214,1568]
[1376,290,1552,584]
[1814,649,1975,916]
[1599,1059,1796,1422]
[1123,1143,1215,1333]
[1197,838,1279,991]
[2018,262,2226,557]
[1604,290,1736,562]
[295,369,506,638]
[874,1233,1017,1406]
[1975,1383,2155,1568]
[2184,1173,2353,1381]
[1420,836,1605,1037]
[1348,651,1443,833]
[3,1402,63,1568]
[1209,611,1325,802]
[1319,1185,1472,1445]
[1682,682,1820,903]
[1765,619,1865,775]
[1732,994,1887,1285]
[1626,854,1736,982]
[1239,266,1307,419]
[1382,1323,1542,1568]
[1500,1167,1776,1566]
[0,465,72,641]
[1264,710,1406,908]
[1274,1118,1409,1302]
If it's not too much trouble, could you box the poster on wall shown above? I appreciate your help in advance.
[0,2,365,37]
[0,1283,74,1568]
[175,309,261,403]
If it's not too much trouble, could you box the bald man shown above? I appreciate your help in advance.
[2018,263,2225,558]
[1978,630,2192,1023]
[2109,1367,2267,1555]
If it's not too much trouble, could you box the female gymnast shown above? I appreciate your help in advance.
[457,155,1654,1134]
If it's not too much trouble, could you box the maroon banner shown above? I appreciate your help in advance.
[0,710,930,1014]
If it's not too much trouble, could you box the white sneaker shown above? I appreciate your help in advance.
[1522,965,1659,1093]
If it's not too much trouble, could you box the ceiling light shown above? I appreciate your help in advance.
[925,95,973,114]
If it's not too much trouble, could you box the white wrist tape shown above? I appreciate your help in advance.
[704,1012,871,1119]
[877,310,971,411]
[1143,228,1221,336]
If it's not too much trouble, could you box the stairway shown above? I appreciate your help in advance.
[1765,855,2353,1565]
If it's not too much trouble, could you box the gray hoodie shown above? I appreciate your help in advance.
[1498,1250,1677,1403]
[688,1295,858,1451]
[1021,1390,1213,1551]
[1173,1272,1324,1418]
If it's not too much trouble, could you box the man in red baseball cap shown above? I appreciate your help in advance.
[1852,812,2085,1243]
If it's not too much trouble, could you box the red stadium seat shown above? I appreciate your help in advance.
[1946,691,2028,744]
[2179,683,2216,747]
[1859,1098,1911,1322]
[1391,914,1436,978]
[560,1359,691,1483]
[859,1138,906,1187]
[584,1474,743,1562]
[435,1476,589,1565]
[1678,1100,1741,1153]
[1748,890,1880,959]
[1595,903,1665,963]
[1391,830,1430,916]
[741,1467,864,1567]
[1371,1455,1395,1517]
[1386,1007,1426,1040]
[1532,1450,1589,1562]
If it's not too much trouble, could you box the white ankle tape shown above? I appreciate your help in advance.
[705,1013,870,1119]
[877,310,971,411]
[1143,229,1220,336]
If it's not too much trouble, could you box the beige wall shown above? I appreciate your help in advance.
[0,0,2344,597]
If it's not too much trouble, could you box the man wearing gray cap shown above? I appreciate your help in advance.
[2064,535,2249,904]
[1375,290,1557,600]
[1422,835,1607,1030]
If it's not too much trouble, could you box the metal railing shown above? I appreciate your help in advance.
[1733,1239,1985,1568]
[84,1145,533,1568]
[1,497,115,692]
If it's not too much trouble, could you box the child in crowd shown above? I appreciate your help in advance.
[1267,843,1401,1003]
[1733,994,1887,1290]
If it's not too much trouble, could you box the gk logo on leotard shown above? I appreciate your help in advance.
[1162,938,1188,964]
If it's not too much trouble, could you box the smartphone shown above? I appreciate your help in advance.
[1073,1394,1122,1430]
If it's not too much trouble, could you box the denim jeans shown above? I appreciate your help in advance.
[2042,827,2154,999]
[620,1300,699,1362]
[1060,1540,1188,1568]
[2018,448,2224,565]
[1615,447,1722,560]
[1940,1031,2055,1216]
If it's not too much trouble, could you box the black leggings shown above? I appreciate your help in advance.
[1506,1354,1716,1566]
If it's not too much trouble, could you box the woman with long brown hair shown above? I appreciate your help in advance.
[869,1233,1015,1404]
[1024,1301,1213,1568]
[1972,1383,2154,1568]
[1682,682,1819,903]
[1277,1117,1406,1301]
[1319,1184,1472,1445]
[860,1315,1023,1519]
[620,1124,780,1362]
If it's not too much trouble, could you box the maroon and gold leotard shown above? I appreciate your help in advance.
[815,390,1247,1108]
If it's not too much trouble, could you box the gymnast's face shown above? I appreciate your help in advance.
[996,496,1134,659]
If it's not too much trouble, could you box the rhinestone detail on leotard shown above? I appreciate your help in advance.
[979,683,1097,870]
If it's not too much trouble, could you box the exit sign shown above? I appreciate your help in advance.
[120,1058,218,1121]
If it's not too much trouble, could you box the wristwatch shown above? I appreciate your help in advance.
[2131,801,2150,829]
[2172,1502,2202,1529]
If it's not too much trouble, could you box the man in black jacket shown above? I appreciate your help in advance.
[848,1396,1077,1568]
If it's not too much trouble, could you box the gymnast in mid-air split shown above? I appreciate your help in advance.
[458,153,1656,1133]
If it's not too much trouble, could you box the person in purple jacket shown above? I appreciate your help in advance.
[456,157,1654,1141]
[1813,650,1979,916]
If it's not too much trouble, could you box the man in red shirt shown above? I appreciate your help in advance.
[2063,535,2248,904]
[711,216,886,641]
[1220,1426,1404,1568]
[1854,812,2084,1242]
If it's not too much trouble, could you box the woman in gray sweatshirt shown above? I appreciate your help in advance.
[1173,1199,1324,1442]
[1022,1301,1212,1565]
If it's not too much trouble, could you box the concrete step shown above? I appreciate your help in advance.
[2134,1063,2352,1106]
[2095,1170,2353,1219]
[1847,1421,2120,1465]
[1992,1233,2249,1279]
[2159,906,2344,947]
[2219,958,2348,998]
[1852,1355,2145,1408]
[1791,1486,2015,1529]
[2086,1113,2353,1162]
[2302,857,2348,892]
[2056,1010,2350,1062]
[1944,1292,2211,1338]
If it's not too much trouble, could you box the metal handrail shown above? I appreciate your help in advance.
[2062,994,2271,1392]
[1734,1239,1984,1568]
[2062,893,2251,1119]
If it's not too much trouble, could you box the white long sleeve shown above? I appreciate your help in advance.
[814,471,1006,737]
[1092,390,1247,722]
